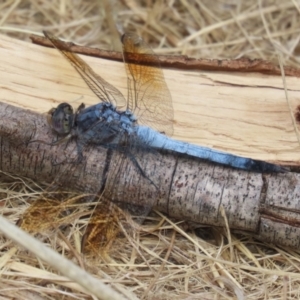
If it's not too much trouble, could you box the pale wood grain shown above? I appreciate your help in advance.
[1,34,299,165]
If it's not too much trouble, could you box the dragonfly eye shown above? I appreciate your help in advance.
[48,103,74,136]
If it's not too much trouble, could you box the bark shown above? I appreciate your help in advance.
[1,102,300,249]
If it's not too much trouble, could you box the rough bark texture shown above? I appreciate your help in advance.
[1,102,300,249]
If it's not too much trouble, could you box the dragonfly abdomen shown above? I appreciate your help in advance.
[135,126,286,173]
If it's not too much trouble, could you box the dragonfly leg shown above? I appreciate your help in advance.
[28,133,73,147]
[125,150,158,189]
[101,143,158,190]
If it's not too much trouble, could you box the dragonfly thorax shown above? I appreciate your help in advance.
[76,103,136,133]
[73,102,138,147]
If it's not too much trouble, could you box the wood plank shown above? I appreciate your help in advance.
[1,33,299,165]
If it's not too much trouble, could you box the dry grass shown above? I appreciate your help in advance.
[0,0,300,299]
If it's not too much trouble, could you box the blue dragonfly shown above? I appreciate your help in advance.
[44,31,285,175]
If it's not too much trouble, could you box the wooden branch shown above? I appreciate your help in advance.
[2,34,300,250]
[1,102,300,250]
[1,34,300,165]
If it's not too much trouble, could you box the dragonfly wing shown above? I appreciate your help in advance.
[121,33,174,136]
[20,125,162,256]
[44,31,127,109]
[20,32,167,257]
[82,145,163,256]
[19,140,120,255]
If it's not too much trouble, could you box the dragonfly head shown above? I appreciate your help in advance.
[47,103,74,136]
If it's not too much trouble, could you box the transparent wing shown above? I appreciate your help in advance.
[122,33,174,136]
[44,31,127,109]
[19,31,168,257]
[20,121,163,257]
[81,145,164,257]
[18,141,126,256]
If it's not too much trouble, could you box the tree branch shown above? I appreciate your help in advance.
[1,102,300,249]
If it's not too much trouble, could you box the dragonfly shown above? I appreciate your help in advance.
[41,31,284,174]
[20,31,285,256]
